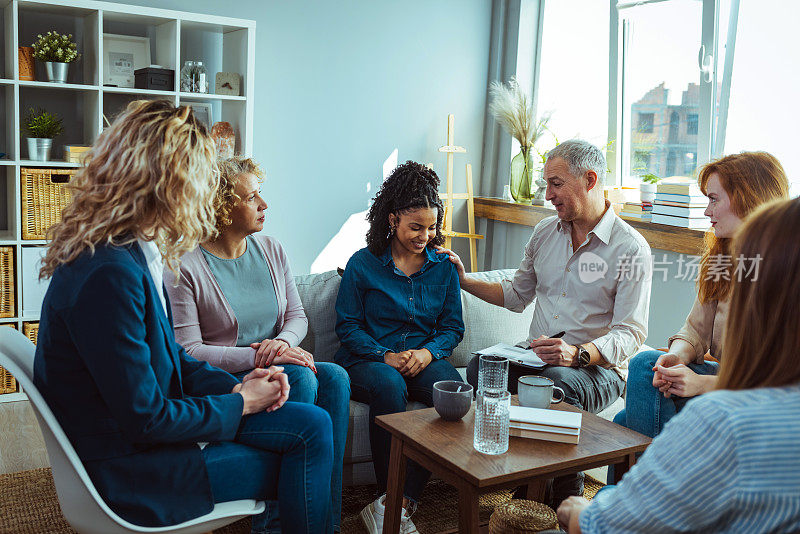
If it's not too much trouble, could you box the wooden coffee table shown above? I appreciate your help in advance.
[375,400,651,534]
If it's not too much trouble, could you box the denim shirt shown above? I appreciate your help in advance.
[334,246,465,368]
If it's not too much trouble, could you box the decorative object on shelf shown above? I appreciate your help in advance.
[18,46,35,81]
[215,72,241,96]
[103,33,151,88]
[0,247,14,319]
[489,77,549,203]
[188,102,213,128]
[134,66,175,91]
[21,167,76,240]
[24,108,64,162]
[63,145,91,164]
[180,61,209,93]
[211,121,236,158]
[32,31,80,83]
[639,173,660,203]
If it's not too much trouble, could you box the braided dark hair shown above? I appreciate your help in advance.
[366,161,445,256]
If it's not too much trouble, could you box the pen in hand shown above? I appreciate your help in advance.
[526,331,566,349]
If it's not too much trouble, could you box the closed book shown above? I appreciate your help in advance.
[510,421,580,435]
[622,203,652,213]
[509,426,580,444]
[621,213,652,221]
[652,205,707,218]
[508,406,582,431]
[652,213,711,229]
[655,192,706,204]
[654,199,707,208]
[657,181,703,196]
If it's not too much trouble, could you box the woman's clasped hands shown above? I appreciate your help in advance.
[250,338,317,373]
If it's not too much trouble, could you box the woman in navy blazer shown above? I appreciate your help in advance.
[33,100,333,533]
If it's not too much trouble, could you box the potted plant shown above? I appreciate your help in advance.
[24,108,64,162]
[640,173,660,203]
[489,77,549,203]
[32,31,80,83]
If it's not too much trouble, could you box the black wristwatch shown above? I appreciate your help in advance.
[574,346,591,368]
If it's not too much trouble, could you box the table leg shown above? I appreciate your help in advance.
[457,482,480,534]
[383,437,406,534]
[524,479,547,502]
[613,452,637,484]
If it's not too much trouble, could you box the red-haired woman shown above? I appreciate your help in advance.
[612,152,788,440]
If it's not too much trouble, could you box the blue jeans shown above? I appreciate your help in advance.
[608,349,718,483]
[233,362,350,533]
[202,402,333,534]
[346,357,462,502]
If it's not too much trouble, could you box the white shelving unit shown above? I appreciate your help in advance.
[0,0,255,401]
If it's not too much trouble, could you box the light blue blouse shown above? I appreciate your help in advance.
[201,236,280,346]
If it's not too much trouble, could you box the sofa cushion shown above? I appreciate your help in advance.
[450,269,535,368]
[295,270,342,362]
[294,268,536,367]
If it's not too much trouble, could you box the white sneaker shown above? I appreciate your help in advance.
[360,494,419,534]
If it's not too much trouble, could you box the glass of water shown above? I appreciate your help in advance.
[478,355,509,392]
[473,389,511,455]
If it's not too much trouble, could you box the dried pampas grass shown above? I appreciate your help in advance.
[489,77,549,149]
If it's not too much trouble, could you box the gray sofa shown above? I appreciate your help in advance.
[294,268,625,486]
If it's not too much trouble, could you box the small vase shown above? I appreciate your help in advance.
[180,61,208,93]
[640,182,657,203]
[27,138,53,161]
[509,146,535,203]
[44,61,69,83]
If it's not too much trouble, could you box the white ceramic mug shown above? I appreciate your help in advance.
[518,375,565,408]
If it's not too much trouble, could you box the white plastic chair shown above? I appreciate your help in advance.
[0,327,265,534]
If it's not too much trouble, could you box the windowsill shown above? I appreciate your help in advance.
[474,197,706,256]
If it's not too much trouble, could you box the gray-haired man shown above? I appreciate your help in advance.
[439,139,652,505]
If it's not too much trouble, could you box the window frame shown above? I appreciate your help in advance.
[606,0,737,186]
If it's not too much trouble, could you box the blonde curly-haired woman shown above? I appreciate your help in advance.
[33,100,333,533]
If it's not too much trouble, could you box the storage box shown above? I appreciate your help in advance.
[23,321,39,345]
[21,167,76,240]
[63,145,91,164]
[0,247,14,318]
[134,67,175,91]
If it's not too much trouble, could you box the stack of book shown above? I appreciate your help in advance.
[508,406,582,444]
[620,202,652,222]
[652,181,710,229]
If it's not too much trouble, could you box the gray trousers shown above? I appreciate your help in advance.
[465,356,625,414]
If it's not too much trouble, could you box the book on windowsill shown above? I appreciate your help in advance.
[620,212,652,222]
[654,192,706,204]
[657,181,704,197]
[651,213,711,229]
[652,204,707,218]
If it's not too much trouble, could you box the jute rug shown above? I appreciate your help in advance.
[0,468,603,533]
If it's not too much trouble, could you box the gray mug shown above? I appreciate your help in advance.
[518,375,564,408]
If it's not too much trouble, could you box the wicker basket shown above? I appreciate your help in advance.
[1,324,18,394]
[0,246,14,318]
[488,500,559,534]
[21,167,76,240]
[23,321,39,345]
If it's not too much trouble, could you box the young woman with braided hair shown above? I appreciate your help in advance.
[334,161,465,534]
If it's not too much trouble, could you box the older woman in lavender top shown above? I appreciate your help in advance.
[165,156,349,534]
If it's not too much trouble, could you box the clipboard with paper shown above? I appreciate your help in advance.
[473,342,547,369]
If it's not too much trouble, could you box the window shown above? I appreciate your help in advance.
[637,113,654,134]
[633,150,653,175]
[687,114,698,135]
[613,0,703,183]
[535,0,610,152]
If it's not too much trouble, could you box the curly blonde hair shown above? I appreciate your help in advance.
[212,156,264,232]
[40,100,219,279]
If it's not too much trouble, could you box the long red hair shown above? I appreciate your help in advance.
[696,152,789,303]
